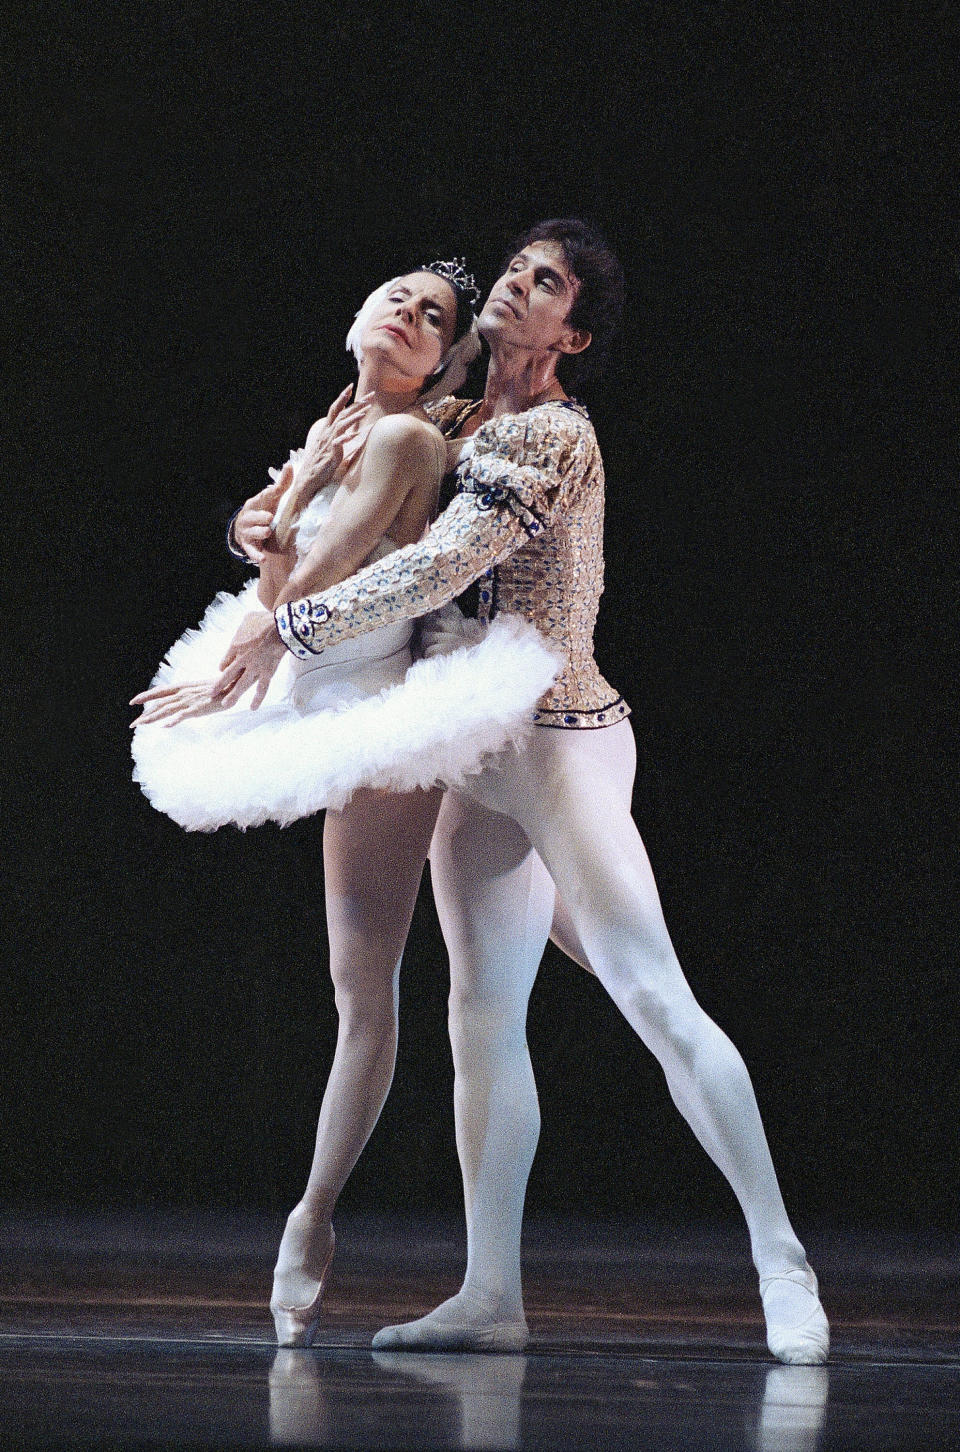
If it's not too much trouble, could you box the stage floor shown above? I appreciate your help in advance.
[1,1211,957,1450]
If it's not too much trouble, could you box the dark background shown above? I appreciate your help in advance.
[5,4,956,1232]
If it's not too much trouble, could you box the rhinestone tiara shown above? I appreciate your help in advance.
[420,257,480,308]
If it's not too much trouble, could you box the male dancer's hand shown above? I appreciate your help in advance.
[212,613,287,709]
[129,611,285,725]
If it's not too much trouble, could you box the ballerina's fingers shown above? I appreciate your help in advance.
[333,394,374,427]
[325,400,373,455]
[328,393,374,441]
[130,682,225,727]
[303,387,365,456]
[296,404,371,498]
[325,382,356,423]
[158,699,224,727]
[326,385,375,424]
[130,682,188,706]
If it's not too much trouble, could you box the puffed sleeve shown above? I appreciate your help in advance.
[275,405,593,658]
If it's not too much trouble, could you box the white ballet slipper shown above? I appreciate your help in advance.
[372,1295,529,1353]
[760,1267,830,1365]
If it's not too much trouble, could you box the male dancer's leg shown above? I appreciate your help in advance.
[372,790,555,1350]
[272,785,442,1335]
[491,721,827,1362]
[380,723,828,1362]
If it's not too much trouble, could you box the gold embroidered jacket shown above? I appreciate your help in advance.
[274,398,628,728]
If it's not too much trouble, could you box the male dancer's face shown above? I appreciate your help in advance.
[478,241,585,358]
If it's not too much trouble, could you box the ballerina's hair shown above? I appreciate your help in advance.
[345,269,481,403]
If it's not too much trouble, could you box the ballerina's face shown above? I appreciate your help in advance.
[361,272,459,383]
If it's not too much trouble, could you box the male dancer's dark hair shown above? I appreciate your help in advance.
[506,218,625,391]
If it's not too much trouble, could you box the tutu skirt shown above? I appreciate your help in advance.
[132,581,563,831]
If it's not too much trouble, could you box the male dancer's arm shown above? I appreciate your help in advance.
[275,407,592,659]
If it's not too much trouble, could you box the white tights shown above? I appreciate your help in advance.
[276,724,824,1361]
[272,784,441,1310]
[427,720,811,1321]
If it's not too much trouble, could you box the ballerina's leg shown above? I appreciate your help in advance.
[272,785,442,1338]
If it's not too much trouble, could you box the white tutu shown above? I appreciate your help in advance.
[131,577,563,832]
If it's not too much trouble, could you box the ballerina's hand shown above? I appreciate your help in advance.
[130,611,283,726]
[233,461,294,564]
[129,680,227,728]
[294,384,375,502]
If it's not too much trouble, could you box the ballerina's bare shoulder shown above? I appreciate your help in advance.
[364,411,446,464]
[344,412,447,544]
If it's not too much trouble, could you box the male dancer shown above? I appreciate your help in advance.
[221,220,829,1365]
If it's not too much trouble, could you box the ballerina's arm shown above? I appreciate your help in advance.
[130,407,427,726]
[274,405,593,660]
[196,414,445,713]
[271,413,443,612]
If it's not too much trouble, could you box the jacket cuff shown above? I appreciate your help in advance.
[275,599,330,658]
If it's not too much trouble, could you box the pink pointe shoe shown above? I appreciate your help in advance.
[270,1228,336,1349]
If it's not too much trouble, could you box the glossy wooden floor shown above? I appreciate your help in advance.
[1,1212,957,1449]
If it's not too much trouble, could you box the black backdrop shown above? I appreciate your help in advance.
[6,4,956,1230]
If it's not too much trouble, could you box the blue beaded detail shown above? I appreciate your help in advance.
[459,476,545,540]
[533,698,629,731]
[478,487,508,510]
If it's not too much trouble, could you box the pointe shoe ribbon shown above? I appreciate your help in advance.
[270,1229,336,1349]
[759,1267,829,1365]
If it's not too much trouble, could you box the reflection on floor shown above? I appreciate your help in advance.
[0,1211,957,1449]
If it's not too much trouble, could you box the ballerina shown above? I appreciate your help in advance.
[131,258,561,1346]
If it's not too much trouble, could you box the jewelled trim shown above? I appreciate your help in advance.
[477,566,496,625]
[426,396,484,439]
[275,599,330,658]
[461,478,546,540]
[532,698,631,730]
